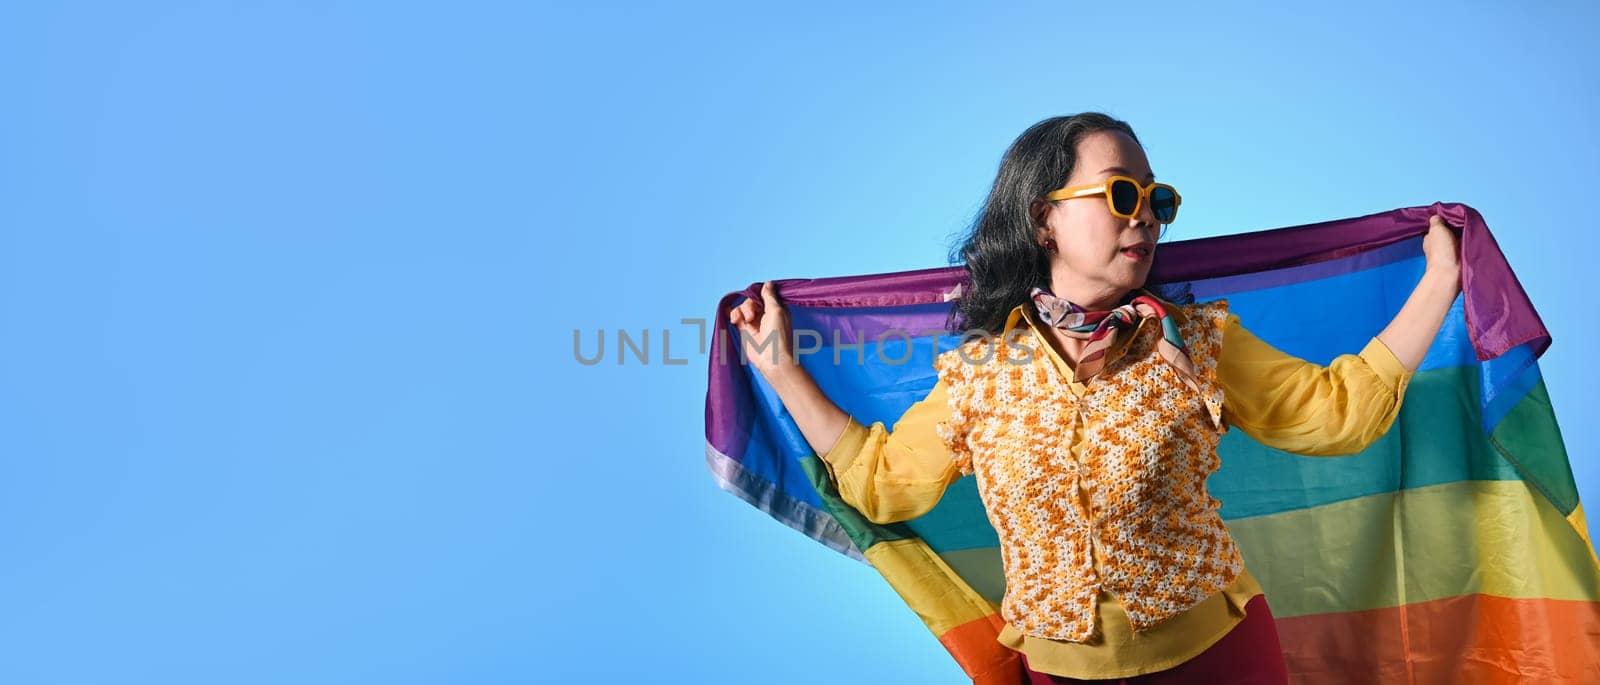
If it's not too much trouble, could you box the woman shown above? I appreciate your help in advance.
[728,113,1461,684]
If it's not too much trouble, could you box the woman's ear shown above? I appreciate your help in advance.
[1029,199,1050,233]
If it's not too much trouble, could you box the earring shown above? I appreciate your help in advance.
[1043,238,1058,253]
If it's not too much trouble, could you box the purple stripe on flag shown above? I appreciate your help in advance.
[1187,235,1423,299]
[705,203,1549,462]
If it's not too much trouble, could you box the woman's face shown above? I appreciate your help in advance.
[1031,130,1162,302]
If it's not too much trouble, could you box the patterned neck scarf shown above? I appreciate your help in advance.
[1028,286,1203,395]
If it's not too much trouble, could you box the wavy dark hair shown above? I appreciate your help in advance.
[945,113,1192,335]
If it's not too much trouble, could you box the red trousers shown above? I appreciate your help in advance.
[1020,594,1289,685]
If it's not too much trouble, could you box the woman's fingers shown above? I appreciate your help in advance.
[761,280,780,309]
[1422,213,1462,278]
[730,300,761,336]
[722,280,800,374]
[759,281,784,325]
[729,281,783,335]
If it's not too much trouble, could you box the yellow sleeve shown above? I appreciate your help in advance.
[1217,312,1415,457]
[816,378,963,524]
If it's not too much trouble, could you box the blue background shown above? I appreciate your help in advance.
[3,2,1596,683]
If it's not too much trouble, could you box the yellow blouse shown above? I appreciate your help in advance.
[817,296,1414,679]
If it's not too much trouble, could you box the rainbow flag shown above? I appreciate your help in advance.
[703,203,1600,684]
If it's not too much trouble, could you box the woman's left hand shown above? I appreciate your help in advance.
[1376,214,1465,371]
[1424,214,1462,286]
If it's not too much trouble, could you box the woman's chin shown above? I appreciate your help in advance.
[1114,271,1150,292]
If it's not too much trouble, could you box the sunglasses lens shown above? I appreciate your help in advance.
[1109,179,1141,216]
[1150,186,1178,223]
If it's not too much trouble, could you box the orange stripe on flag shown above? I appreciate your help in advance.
[938,613,1023,685]
[1275,593,1600,684]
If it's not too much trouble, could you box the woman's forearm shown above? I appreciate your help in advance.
[1376,267,1462,372]
[765,365,852,457]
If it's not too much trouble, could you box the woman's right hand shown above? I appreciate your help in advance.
[729,280,797,378]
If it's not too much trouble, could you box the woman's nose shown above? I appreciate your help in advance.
[1133,194,1159,226]
[1128,204,1161,241]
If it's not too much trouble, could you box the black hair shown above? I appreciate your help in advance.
[945,113,1191,335]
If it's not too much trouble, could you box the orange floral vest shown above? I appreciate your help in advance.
[932,299,1242,642]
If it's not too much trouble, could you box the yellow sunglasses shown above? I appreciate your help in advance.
[1044,175,1182,225]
